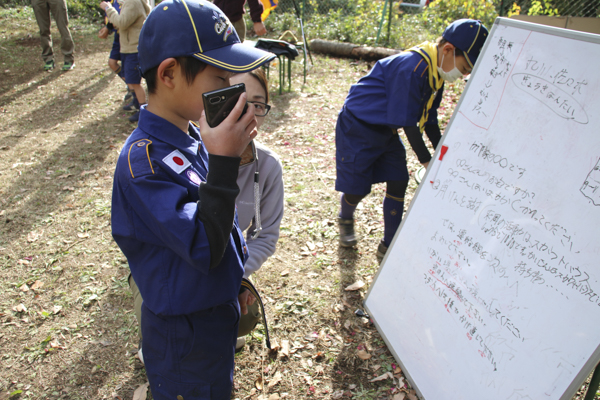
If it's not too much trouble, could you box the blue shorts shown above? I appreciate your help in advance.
[335,108,409,195]
[121,52,141,85]
[142,301,240,400]
[109,32,121,61]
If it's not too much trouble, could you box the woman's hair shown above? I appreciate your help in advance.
[436,37,465,58]
[246,67,270,104]
[145,56,208,94]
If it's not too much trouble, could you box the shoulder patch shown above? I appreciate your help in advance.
[412,58,430,78]
[163,150,191,174]
[127,139,155,178]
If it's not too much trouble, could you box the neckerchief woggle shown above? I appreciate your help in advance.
[407,42,444,133]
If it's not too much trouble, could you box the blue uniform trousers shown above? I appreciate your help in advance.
[142,301,240,400]
[109,32,121,61]
[335,108,409,196]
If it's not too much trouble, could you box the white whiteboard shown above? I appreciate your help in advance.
[364,18,600,400]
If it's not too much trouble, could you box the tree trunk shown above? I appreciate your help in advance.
[309,39,401,61]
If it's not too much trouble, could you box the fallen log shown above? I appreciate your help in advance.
[309,39,401,61]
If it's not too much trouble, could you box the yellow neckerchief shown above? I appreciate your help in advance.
[408,42,444,132]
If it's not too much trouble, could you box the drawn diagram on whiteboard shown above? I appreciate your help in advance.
[581,160,600,206]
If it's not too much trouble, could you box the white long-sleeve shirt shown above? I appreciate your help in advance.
[236,141,284,278]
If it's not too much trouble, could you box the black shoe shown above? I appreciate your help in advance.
[123,98,139,111]
[128,110,140,122]
[376,239,388,264]
[123,88,133,102]
[338,217,358,247]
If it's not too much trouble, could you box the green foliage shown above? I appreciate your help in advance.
[264,0,499,49]
[507,2,522,17]
[421,0,498,32]
[0,0,103,21]
[527,0,559,16]
[67,0,104,21]
[265,0,439,49]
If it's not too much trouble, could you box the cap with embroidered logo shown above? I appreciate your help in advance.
[138,0,275,74]
[442,19,489,69]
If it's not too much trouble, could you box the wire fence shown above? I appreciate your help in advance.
[272,0,599,20]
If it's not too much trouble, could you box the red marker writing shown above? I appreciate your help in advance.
[430,145,449,185]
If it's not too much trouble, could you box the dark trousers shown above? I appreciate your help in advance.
[142,302,240,399]
[31,0,74,63]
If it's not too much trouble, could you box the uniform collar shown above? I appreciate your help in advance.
[137,105,200,157]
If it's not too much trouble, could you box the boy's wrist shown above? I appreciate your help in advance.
[206,154,241,188]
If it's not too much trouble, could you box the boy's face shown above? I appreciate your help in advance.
[439,44,472,76]
[175,64,233,123]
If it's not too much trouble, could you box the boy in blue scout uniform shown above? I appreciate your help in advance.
[98,0,128,87]
[335,19,489,262]
[110,1,275,398]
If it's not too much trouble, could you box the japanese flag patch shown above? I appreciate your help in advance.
[163,150,191,174]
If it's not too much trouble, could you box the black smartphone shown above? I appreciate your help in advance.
[202,83,248,128]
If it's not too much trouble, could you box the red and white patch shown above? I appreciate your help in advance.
[163,150,191,174]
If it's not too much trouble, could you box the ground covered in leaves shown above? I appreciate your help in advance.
[1,8,599,400]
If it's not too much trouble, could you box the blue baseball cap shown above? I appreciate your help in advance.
[138,0,275,74]
[442,19,489,68]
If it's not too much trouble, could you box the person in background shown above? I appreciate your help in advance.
[31,0,75,71]
[214,0,267,42]
[230,68,284,350]
[100,0,151,122]
[335,19,488,262]
[97,0,135,103]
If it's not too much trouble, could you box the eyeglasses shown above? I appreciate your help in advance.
[248,101,271,117]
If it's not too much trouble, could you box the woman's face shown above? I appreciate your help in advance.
[230,73,268,130]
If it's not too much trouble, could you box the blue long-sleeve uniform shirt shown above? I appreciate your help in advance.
[111,107,248,317]
[344,50,443,130]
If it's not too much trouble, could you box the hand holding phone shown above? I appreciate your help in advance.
[199,90,257,158]
[202,83,249,128]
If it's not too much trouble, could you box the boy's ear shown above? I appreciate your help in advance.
[441,42,456,57]
[156,58,179,89]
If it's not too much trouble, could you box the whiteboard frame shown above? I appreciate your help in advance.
[364,16,600,400]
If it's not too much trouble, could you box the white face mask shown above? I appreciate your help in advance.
[437,49,463,82]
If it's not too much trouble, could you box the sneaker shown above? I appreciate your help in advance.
[338,217,358,247]
[376,239,388,264]
[44,60,55,71]
[62,61,75,71]
[235,337,246,353]
[137,347,145,365]
[128,110,140,122]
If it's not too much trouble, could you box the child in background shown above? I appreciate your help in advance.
[111,0,274,398]
[100,0,151,122]
[97,0,134,102]
[335,19,488,262]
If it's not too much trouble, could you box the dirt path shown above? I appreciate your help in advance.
[2,9,597,400]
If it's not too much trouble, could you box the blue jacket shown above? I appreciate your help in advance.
[111,106,248,316]
[344,50,443,129]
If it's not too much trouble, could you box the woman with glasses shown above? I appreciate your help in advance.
[229,68,284,351]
